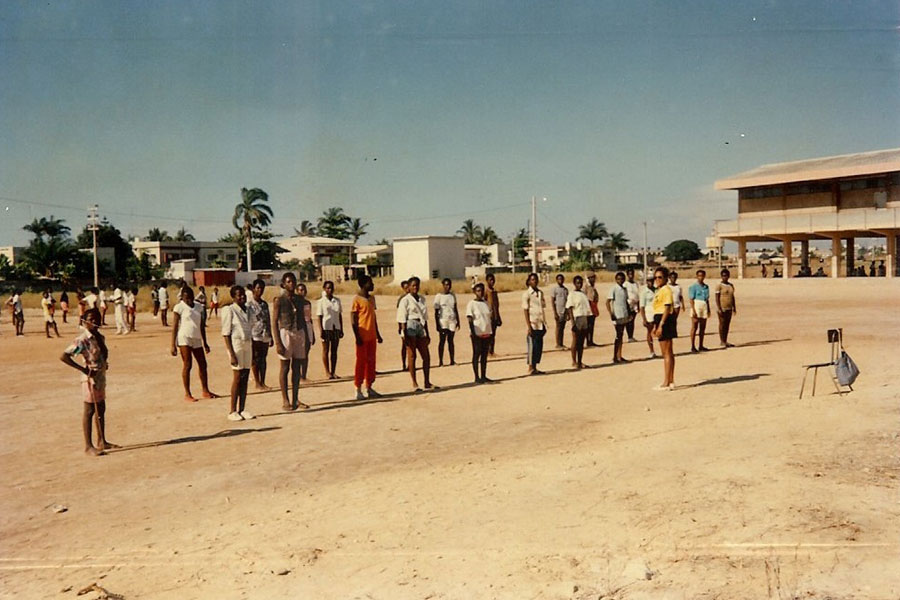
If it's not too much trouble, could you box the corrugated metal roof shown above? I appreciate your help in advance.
[715,148,900,190]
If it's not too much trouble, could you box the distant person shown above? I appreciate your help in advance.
[222,285,254,421]
[75,289,86,323]
[351,274,383,400]
[433,278,460,366]
[170,286,216,402]
[761,263,768,278]
[688,269,711,353]
[60,290,70,323]
[667,270,684,318]
[878,260,886,277]
[715,268,737,348]
[7,290,24,336]
[814,267,825,277]
[195,286,208,321]
[111,282,127,335]
[210,287,220,319]
[98,287,108,326]
[397,276,434,391]
[623,268,640,342]
[83,286,99,312]
[485,273,501,356]
[583,272,600,347]
[42,289,60,338]
[151,285,159,318]
[272,273,312,410]
[606,271,630,363]
[565,275,591,369]
[466,282,493,384]
[396,280,409,371]
[550,273,569,350]
[652,267,676,391]
[126,287,138,332]
[317,280,343,379]
[296,282,316,380]
[247,278,274,390]
[772,268,781,278]
[869,261,876,277]
[158,283,169,327]
[522,272,547,375]
[639,278,657,358]
[60,308,118,456]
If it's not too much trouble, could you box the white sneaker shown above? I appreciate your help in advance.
[668,383,676,391]
[648,352,657,359]
[239,410,255,420]
[227,412,244,421]
[652,384,671,392]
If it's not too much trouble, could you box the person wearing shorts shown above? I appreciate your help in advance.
[639,280,657,358]
[42,289,60,338]
[565,275,591,369]
[247,278,274,390]
[606,272,631,364]
[688,270,711,353]
[7,290,25,336]
[396,280,409,371]
[623,268,640,342]
[271,272,312,410]
[397,276,435,391]
[59,308,118,456]
[158,283,169,327]
[317,280,343,379]
[60,290,70,324]
[222,285,254,421]
[170,286,216,402]
[466,283,493,383]
[652,267,676,391]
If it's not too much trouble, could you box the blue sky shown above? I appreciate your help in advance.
[2,1,898,249]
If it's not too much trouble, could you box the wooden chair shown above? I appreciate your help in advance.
[799,329,851,399]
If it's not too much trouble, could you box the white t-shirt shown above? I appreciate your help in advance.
[158,287,169,308]
[112,288,125,306]
[433,292,458,330]
[397,294,428,325]
[174,300,203,344]
[565,289,592,318]
[521,288,546,330]
[316,295,343,331]
[84,293,98,309]
[10,294,22,313]
[98,290,107,308]
[125,291,135,308]
[466,299,493,336]
[221,303,251,341]
[639,286,656,321]
[668,283,683,309]
[623,280,640,311]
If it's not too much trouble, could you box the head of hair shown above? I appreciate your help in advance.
[357,274,372,288]
[441,277,451,285]
[90,286,99,294]
[626,267,634,274]
[721,268,730,276]
[181,286,195,299]
[486,273,495,281]
[230,285,244,298]
[323,280,334,289]
[252,278,266,289]
[573,275,583,284]
[654,266,670,279]
[408,276,420,286]
[473,282,485,292]
[281,272,296,285]
[400,279,408,287]
[615,271,625,279]
[131,287,138,294]
[696,269,706,276]
[83,307,101,324]
[527,272,538,284]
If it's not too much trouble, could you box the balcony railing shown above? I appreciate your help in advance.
[715,207,899,238]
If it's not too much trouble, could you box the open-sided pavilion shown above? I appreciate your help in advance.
[713,148,900,278]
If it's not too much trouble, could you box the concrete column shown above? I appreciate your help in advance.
[800,240,810,268]
[782,238,792,278]
[887,234,897,279]
[845,237,855,276]
[737,240,746,279]
[831,237,841,278]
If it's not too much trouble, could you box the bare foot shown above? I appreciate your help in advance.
[282,403,292,411]
[85,447,104,456]
[184,395,198,403]
[99,441,121,450]
[201,391,220,399]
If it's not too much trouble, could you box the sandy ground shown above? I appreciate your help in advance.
[1,278,898,599]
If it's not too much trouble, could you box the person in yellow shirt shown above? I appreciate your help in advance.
[652,267,676,391]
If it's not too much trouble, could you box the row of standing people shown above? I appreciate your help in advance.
[5,285,140,338]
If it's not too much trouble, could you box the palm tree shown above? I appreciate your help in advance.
[479,226,501,245]
[317,207,351,240]
[346,217,369,264]
[293,220,317,237]
[605,231,630,251]
[457,219,482,244]
[22,236,76,278]
[23,215,70,240]
[232,187,273,271]
[173,227,195,242]
[577,218,608,264]
[147,227,172,242]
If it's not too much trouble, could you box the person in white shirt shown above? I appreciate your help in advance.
[667,270,684,317]
[623,268,641,342]
[125,287,137,332]
[222,285,254,421]
[433,278,460,367]
[397,276,434,391]
[169,286,217,402]
[521,272,547,375]
[7,290,25,335]
[565,275,591,369]
[41,289,60,338]
[466,283,493,383]
[158,284,170,327]
[83,287,99,311]
[111,284,127,335]
[316,280,343,380]
[247,278,274,390]
[606,271,631,363]
[98,288,108,326]
[639,281,657,358]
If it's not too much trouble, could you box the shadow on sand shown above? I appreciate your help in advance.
[106,426,282,453]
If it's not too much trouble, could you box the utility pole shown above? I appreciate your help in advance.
[531,196,537,273]
[88,204,100,287]
[642,221,648,284]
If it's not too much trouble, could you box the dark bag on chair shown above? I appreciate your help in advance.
[835,351,859,387]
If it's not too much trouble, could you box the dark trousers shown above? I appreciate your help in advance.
[571,326,587,365]
[719,309,733,344]
[554,317,567,347]
[438,328,456,364]
[471,335,489,380]
[488,318,500,354]
[625,315,635,340]
[587,315,597,344]
[527,328,545,366]
[613,322,626,360]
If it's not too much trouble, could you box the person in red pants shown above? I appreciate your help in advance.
[351,274,383,401]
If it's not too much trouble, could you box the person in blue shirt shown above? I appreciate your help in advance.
[687,269,711,353]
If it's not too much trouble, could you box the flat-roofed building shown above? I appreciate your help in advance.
[393,236,465,284]
[132,240,241,270]
[277,236,355,266]
[714,148,900,278]
[0,246,27,266]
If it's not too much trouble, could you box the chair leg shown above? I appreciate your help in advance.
[811,366,818,396]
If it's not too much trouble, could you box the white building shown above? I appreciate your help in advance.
[132,239,240,269]
[0,246,27,266]
[393,236,465,284]
[355,243,392,264]
[464,242,509,267]
[277,236,355,266]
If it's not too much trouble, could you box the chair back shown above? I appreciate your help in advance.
[827,328,842,363]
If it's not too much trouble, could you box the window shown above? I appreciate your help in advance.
[225,254,237,261]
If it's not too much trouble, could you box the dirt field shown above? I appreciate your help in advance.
[1,278,898,599]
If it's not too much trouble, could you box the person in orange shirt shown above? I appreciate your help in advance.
[351,274,383,401]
